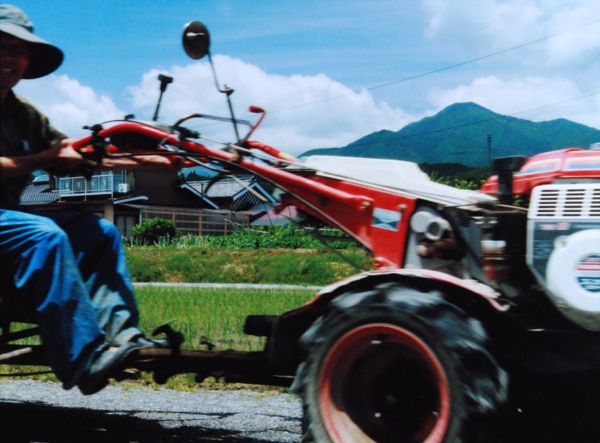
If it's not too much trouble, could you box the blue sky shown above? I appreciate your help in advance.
[12,0,600,155]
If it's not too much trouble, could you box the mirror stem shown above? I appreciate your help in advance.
[207,52,241,143]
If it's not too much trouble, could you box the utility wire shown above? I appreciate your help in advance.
[366,18,600,93]
[266,18,600,112]
[190,18,600,143]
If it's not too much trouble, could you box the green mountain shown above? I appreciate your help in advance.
[301,102,600,166]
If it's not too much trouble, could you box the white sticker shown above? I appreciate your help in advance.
[372,208,401,231]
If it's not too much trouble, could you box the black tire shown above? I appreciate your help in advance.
[294,283,507,443]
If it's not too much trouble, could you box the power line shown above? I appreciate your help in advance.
[366,18,600,93]
[267,18,600,114]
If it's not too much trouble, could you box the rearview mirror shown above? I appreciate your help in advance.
[182,21,210,60]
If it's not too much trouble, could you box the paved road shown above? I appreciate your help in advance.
[1,375,599,443]
[0,380,302,443]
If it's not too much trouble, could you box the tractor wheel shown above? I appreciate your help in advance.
[294,284,507,443]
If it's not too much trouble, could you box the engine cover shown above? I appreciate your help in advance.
[528,183,600,331]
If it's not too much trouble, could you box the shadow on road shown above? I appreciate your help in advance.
[0,400,275,443]
[0,372,598,443]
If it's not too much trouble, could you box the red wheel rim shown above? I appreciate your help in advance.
[317,323,451,443]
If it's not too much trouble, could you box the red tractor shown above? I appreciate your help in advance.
[2,21,599,443]
[481,146,600,201]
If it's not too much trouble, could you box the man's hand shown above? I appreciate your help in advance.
[100,153,185,171]
[1,137,185,183]
[46,138,92,172]
[0,138,90,178]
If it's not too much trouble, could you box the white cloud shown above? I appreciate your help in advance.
[15,75,125,139]
[420,0,600,129]
[13,0,600,157]
[422,0,600,69]
[428,75,600,128]
[125,56,414,154]
[15,57,414,155]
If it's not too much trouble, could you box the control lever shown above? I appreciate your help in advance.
[152,74,174,121]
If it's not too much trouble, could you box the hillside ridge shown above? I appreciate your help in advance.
[301,102,600,166]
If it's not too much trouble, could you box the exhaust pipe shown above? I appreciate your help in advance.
[492,155,527,204]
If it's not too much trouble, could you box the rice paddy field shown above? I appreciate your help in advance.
[1,285,318,390]
[136,286,317,352]
[1,238,369,389]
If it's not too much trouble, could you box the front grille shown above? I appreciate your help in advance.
[529,184,600,219]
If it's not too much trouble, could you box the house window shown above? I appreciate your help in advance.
[116,214,137,239]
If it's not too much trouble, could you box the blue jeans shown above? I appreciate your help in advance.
[0,209,142,386]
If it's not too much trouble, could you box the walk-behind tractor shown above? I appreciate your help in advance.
[1,21,599,443]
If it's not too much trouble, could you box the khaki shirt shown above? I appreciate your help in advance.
[0,91,66,207]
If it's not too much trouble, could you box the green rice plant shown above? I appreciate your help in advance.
[136,286,317,351]
[1,287,316,388]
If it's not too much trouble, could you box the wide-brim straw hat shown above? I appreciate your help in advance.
[0,4,63,79]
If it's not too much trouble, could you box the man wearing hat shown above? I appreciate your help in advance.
[0,4,177,395]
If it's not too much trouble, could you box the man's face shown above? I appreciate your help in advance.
[0,34,30,94]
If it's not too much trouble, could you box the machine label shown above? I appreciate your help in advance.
[372,208,401,231]
[576,254,600,293]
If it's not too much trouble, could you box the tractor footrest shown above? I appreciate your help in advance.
[243,315,277,337]
[0,344,46,365]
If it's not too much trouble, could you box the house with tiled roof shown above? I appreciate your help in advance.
[19,169,281,238]
[181,175,276,210]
